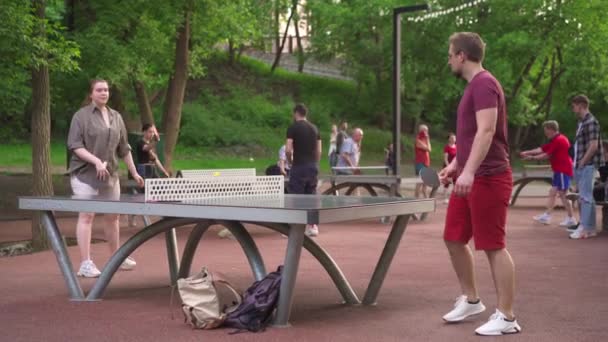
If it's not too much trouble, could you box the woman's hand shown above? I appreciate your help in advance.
[95,160,109,181]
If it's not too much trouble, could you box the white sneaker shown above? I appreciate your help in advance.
[475,309,521,336]
[567,223,580,232]
[559,217,577,227]
[569,229,597,240]
[120,256,137,271]
[77,260,101,278]
[217,228,235,239]
[305,224,319,237]
[533,213,551,225]
[442,295,486,322]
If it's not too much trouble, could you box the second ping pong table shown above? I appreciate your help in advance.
[19,193,434,327]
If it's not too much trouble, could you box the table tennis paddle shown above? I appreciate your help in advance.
[420,167,440,188]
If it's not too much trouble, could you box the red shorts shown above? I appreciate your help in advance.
[444,169,512,250]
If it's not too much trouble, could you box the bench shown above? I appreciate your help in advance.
[510,164,554,206]
[322,175,437,221]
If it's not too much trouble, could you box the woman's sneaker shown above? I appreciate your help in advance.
[475,309,522,336]
[120,256,137,271]
[77,260,101,278]
[442,295,486,322]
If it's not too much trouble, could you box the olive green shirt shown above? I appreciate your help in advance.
[67,103,131,187]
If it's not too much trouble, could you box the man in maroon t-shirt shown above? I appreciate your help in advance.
[438,32,521,336]
[520,120,576,226]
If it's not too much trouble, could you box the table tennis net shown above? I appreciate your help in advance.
[177,168,256,178]
[144,176,284,202]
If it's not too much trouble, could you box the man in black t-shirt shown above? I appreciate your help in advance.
[135,124,170,178]
[286,103,322,237]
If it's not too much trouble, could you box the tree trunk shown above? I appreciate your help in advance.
[109,85,126,113]
[292,0,305,73]
[228,39,235,65]
[161,7,191,171]
[133,80,155,126]
[274,0,280,54]
[271,5,295,72]
[508,55,536,105]
[31,0,53,251]
[65,0,75,31]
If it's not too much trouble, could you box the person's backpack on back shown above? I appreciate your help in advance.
[224,265,283,332]
[177,268,241,329]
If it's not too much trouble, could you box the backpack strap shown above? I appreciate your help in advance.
[209,271,243,313]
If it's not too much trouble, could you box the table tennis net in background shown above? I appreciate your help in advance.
[176,168,256,178]
[145,176,284,202]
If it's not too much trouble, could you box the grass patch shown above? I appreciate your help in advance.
[0,141,67,168]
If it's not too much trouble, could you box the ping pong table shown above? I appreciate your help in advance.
[19,180,434,327]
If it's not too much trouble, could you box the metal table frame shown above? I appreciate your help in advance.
[19,194,434,327]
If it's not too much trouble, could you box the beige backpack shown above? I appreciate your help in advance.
[177,268,241,329]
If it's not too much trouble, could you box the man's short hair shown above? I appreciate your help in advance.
[449,32,486,63]
[293,103,308,117]
[542,120,559,132]
[142,123,153,132]
[571,94,590,107]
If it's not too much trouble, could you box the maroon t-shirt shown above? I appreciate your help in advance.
[456,70,510,176]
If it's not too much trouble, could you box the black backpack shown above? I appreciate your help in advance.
[224,266,283,333]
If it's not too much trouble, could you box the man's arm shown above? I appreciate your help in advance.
[462,108,497,176]
[579,140,598,167]
[141,140,157,152]
[279,159,287,175]
[520,147,544,159]
[149,150,170,177]
[529,152,550,160]
[316,139,322,162]
[285,138,294,163]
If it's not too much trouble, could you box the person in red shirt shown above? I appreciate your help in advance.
[520,120,576,226]
[415,124,431,198]
[439,32,521,335]
[442,132,457,203]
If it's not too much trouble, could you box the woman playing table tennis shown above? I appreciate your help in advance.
[67,79,144,278]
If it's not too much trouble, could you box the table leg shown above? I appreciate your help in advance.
[87,217,197,300]
[273,223,306,327]
[179,221,212,278]
[256,222,360,305]
[362,214,409,305]
[41,211,85,300]
[220,221,267,281]
[165,229,180,285]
